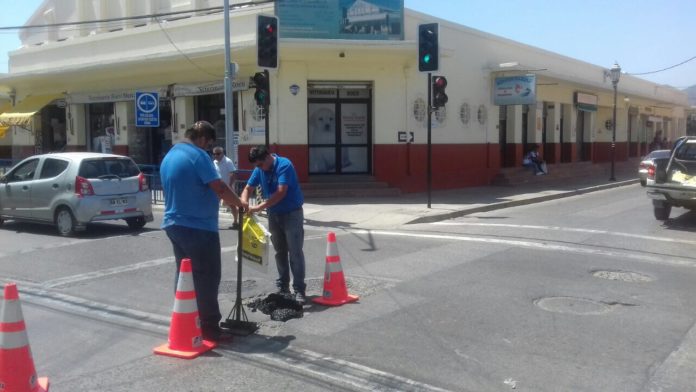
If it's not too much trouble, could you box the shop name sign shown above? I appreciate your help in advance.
[575,92,598,112]
[493,75,536,105]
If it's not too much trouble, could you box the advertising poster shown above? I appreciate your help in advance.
[277,0,404,40]
[493,75,536,106]
[340,103,368,172]
[308,103,337,173]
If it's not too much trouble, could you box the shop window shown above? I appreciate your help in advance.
[87,103,115,153]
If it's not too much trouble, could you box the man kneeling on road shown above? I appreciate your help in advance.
[241,145,307,304]
[160,120,248,342]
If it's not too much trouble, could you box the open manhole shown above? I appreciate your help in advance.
[534,296,613,315]
[592,270,653,283]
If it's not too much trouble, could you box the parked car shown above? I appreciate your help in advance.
[638,149,671,186]
[0,152,153,236]
[646,136,696,220]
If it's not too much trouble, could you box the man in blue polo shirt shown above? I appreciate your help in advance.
[242,145,307,304]
[160,120,248,342]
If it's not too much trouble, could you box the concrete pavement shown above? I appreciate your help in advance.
[301,160,640,229]
[192,159,641,230]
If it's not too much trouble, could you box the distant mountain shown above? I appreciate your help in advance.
[685,85,696,106]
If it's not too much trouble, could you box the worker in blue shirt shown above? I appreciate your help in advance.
[242,145,307,304]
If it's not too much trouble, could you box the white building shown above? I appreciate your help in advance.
[0,0,688,192]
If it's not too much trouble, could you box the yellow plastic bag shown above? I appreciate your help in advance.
[240,214,271,273]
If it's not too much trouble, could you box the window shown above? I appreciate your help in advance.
[7,159,39,182]
[79,158,140,179]
[39,158,69,179]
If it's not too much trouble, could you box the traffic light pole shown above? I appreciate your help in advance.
[223,0,237,164]
[427,72,432,209]
[264,69,270,148]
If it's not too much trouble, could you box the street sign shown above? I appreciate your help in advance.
[135,92,159,127]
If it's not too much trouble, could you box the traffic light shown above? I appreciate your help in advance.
[252,72,269,107]
[257,15,278,69]
[418,23,439,72]
[432,76,448,108]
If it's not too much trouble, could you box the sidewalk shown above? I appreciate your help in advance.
[301,160,640,229]
[155,160,640,230]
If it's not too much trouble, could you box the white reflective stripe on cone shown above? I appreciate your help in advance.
[1,300,24,323]
[325,262,343,273]
[0,330,29,349]
[326,242,338,255]
[173,298,198,313]
[176,272,195,292]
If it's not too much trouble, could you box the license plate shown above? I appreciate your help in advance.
[110,198,128,207]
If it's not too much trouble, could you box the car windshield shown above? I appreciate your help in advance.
[647,150,671,159]
[78,158,140,179]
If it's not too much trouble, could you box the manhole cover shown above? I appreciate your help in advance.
[592,270,653,283]
[534,296,612,315]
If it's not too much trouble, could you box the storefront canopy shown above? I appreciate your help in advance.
[0,93,63,130]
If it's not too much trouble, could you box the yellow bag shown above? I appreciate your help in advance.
[240,214,271,273]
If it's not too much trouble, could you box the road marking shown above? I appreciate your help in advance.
[42,257,174,288]
[348,229,696,268]
[13,282,453,392]
[432,222,696,246]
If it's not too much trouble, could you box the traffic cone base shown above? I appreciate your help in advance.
[153,339,216,360]
[312,232,359,307]
[153,258,216,359]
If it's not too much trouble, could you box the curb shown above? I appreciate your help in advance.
[406,179,638,225]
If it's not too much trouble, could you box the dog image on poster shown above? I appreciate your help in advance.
[309,105,337,173]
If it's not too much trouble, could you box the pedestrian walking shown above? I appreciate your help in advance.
[160,120,248,342]
[241,145,307,304]
[213,146,240,230]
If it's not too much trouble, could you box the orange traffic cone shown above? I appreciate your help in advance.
[154,258,216,359]
[312,232,359,306]
[0,283,49,392]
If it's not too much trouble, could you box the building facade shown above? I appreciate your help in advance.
[0,0,688,192]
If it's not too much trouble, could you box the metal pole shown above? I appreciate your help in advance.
[427,72,432,209]
[264,69,270,148]
[223,0,237,165]
[610,82,617,181]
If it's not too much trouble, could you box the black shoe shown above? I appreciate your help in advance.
[294,292,307,305]
[202,326,233,343]
[277,287,292,298]
[229,222,240,230]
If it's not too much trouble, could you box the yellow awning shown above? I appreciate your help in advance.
[0,112,36,129]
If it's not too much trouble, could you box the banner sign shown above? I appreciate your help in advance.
[277,0,404,40]
[135,92,159,127]
[493,75,536,105]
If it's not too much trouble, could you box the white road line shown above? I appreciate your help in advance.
[349,229,696,268]
[42,257,174,288]
[432,222,696,246]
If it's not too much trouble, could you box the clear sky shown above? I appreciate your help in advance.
[1,0,694,89]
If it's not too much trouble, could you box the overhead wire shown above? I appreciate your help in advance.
[627,55,696,76]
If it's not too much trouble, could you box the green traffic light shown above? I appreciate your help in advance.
[423,54,431,64]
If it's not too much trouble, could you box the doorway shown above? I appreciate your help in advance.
[307,84,372,175]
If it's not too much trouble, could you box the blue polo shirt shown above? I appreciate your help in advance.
[247,154,303,214]
[160,142,221,232]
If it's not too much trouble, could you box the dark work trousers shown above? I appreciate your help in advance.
[268,208,307,294]
[164,225,222,330]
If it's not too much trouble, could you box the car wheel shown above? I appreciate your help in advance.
[653,205,671,221]
[640,179,646,187]
[126,217,146,230]
[55,207,77,236]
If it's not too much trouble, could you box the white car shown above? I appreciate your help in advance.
[0,152,153,236]
[638,149,671,186]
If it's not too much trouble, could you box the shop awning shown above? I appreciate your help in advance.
[0,112,36,129]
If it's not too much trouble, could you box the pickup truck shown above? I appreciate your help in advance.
[646,136,696,220]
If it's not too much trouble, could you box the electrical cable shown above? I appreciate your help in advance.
[627,55,696,76]
[154,16,222,79]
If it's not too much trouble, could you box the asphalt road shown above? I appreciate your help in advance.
[1,183,695,391]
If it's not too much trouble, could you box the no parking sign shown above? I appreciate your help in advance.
[135,92,160,127]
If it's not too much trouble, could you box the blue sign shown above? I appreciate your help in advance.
[493,75,537,106]
[135,92,160,127]
[277,0,403,40]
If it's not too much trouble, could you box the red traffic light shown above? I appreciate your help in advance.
[432,75,448,108]
[433,76,447,89]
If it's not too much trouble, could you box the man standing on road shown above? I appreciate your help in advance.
[213,146,240,230]
[160,120,248,342]
[241,145,307,304]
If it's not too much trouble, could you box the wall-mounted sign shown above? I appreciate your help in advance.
[493,75,536,105]
[135,92,159,127]
[277,0,404,40]
[575,92,598,112]
[397,131,414,142]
